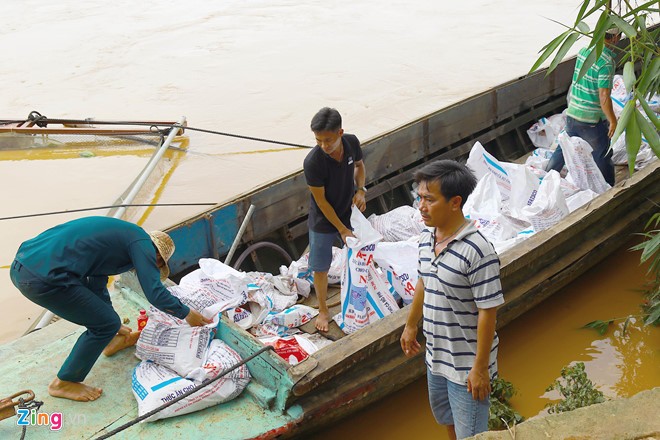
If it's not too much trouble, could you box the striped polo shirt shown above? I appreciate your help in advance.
[567,46,616,123]
[418,222,504,385]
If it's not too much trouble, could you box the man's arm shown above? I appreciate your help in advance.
[308,185,354,243]
[466,306,498,400]
[599,87,617,138]
[353,160,366,212]
[400,278,425,357]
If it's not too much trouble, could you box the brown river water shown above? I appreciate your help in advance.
[1,1,658,436]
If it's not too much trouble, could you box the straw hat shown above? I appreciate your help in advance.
[148,231,175,280]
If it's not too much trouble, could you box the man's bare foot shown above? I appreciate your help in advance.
[315,311,330,332]
[48,378,102,402]
[103,331,140,357]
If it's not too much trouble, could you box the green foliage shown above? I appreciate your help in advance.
[531,1,660,171]
[630,212,660,326]
[545,362,606,414]
[488,378,524,430]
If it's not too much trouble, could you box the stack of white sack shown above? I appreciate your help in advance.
[283,246,344,285]
[133,299,251,422]
[465,140,608,253]
[132,338,250,422]
[176,258,312,332]
[609,74,659,170]
[367,205,425,242]
[527,112,567,150]
[334,207,402,334]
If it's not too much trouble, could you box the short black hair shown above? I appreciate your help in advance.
[413,160,477,208]
[311,107,342,132]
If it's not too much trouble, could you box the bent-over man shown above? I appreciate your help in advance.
[10,216,211,402]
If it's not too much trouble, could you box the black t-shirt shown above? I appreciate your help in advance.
[303,134,363,233]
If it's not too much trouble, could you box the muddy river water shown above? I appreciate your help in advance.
[1,1,658,436]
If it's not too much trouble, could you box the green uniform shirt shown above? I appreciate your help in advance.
[566,46,616,123]
[15,216,190,319]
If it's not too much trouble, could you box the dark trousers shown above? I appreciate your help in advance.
[10,260,120,382]
[546,116,615,186]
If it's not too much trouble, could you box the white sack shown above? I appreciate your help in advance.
[520,170,569,232]
[467,141,512,201]
[373,240,419,305]
[262,304,318,329]
[558,132,611,194]
[135,307,217,377]
[176,259,250,319]
[368,205,425,242]
[337,208,399,334]
[286,246,344,285]
[132,339,250,422]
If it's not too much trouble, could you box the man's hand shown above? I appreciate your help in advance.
[466,365,491,401]
[607,119,617,138]
[185,309,213,327]
[400,324,421,358]
[340,228,356,244]
[353,190,366,212]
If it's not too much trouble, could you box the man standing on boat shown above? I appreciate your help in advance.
[9,216,210,402]
[546,28,621,186]
[400,160,503,439]
[304,107,366,332]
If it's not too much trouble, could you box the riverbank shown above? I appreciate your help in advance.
[472,387,660,440]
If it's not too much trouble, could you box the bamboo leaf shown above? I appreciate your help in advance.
[645,304,660,326]
[549,33,580,73]
[582,320,612,335]
[584,0,613,20]
[636,109,660,159]
[637,57,660,98]
[577,20,590,34]
[623,61,636,92]
[625,111,641,176]
[610,14,637,38]
[591,10,612,44]
[531,31,571,74]
[611,99,635,146]
[577,46,599,82]
[622,1,660,19]
[636,14,647,33]
[639,98,660,131]
[574,1,590,26]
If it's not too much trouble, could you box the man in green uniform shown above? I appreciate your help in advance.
[9,217,210,402]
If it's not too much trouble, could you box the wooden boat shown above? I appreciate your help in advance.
[0,56,658,439]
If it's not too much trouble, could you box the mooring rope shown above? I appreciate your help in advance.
[1,112,314,149]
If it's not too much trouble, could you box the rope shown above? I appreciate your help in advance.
[94,345,274,439]
[0,203,218,221]
[17,397,44,440]
[3,113,314,149]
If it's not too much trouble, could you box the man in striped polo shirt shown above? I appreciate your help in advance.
[401,160,504,439]
[547,29,621,185]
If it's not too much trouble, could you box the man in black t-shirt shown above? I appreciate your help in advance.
[303,107,367,332]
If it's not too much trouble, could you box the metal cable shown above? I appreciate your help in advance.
[0,203,218,221]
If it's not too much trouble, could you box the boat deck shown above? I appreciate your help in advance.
[0,287,301,440]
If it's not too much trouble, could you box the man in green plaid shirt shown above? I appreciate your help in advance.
[547,28,621,185]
